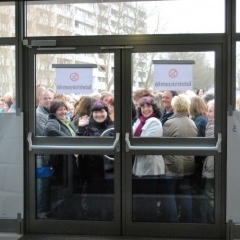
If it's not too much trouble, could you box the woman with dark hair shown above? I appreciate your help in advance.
[44,99,75,136]
[133,96,164,176]
[196,88,205,97]
[76,100,114,220]
[132,96,165,221]
[43,99,78,219]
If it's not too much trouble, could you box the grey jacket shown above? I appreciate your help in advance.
[36,105,49,136]
[163,113,198,177]
[202,121,214,179]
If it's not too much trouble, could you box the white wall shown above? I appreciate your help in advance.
[227,111,240,222]
[0,113,23,219]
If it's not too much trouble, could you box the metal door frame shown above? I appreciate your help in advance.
[24,34,227,238]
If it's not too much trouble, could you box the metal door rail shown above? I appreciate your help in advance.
[125,132,222,153]
[27,132,120,151]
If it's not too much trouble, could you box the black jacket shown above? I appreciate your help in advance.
[44,113,74,137]
[76,115,114,179]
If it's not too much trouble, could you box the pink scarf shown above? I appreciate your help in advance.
[134,113,156,137]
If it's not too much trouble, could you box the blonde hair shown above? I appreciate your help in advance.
[171,94,190,114]
[190,96,207,117]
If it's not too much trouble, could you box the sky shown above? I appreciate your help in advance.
[146,0,225,34]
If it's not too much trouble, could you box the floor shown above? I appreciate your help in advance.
[0,232,227,240]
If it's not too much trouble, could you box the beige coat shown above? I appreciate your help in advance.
[163,113,198,177]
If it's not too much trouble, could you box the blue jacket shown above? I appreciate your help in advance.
[193,114,208,137]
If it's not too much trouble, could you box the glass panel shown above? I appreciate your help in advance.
[237,0,240,33]
[0,2,15,37]
[237,42,240,110]
[0,46,16,113]
[132,51,215,134]
[35,53,114,136]
[36,154,114,220]
[132,155,215,223]
[27,0,224,36]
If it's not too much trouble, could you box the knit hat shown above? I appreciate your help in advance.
[91,100,109,113]
[139,96,157,107]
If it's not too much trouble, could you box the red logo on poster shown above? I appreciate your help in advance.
[169,69,178,78]
[70,72,79,82]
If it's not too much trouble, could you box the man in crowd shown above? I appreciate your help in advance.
[35,89,53,218]
[36,84,46,108]
[36,89,53,136]
[161,90,178,125]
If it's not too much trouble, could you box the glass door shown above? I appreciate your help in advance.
[26,46,122,235]
[25,42,225,238]
[122,44,225,238]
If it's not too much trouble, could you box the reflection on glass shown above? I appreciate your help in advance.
[132,52,215,129]
[132,155,215,223]
[27,0,224,36]
[0,2,15,37]
[0,46,16,113]
[36,154,114,221]
[236,42,240,110]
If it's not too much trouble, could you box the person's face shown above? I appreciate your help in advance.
[36,86,46,105]
[56,106,67,120]
[68,105,75,117]
[133,97,140,110]
[102,96,111,104]
[141,103,153,118]
[207,104,214,121]
[40,92,53,109]
[0,100,4,109]
[108,104,114,114]
[198,89,204,97]
[68,98,76,106]
[162,91,173,109]
[4,103,9,113]
[92,109,107,123]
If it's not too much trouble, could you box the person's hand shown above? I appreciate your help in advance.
[78,115,90,127]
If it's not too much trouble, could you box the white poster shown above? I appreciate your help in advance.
[153,61,194,91]
[55,67,94,94]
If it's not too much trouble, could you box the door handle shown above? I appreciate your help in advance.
[125,132,222,153]
[27,132,120,151]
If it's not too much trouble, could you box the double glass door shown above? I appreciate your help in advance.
[26,42,225,238]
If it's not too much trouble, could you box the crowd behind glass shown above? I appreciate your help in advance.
[0,86,218,223]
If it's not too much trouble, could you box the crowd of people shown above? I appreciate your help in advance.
[1,85,216,223]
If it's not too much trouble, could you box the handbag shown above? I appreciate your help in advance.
[36,154,55,178]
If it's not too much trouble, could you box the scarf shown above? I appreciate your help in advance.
[134,112,156,137]
[61,119,76,136]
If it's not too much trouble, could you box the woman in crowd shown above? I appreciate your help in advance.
[72,96,97,130]
[43,99,78,219]
[76,100,114,220]
[132,96,165,221]
[196,88,205,97]
[190,96,208,137]
[163,94,197,222]
[189,95,209,222]
[107,97,114,121]
[202,100,215,223]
